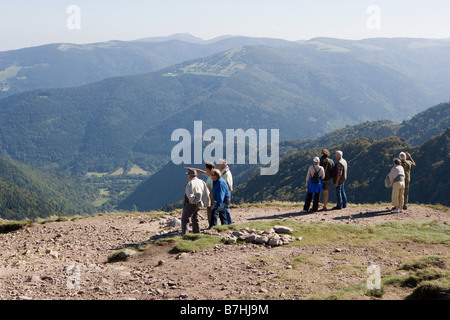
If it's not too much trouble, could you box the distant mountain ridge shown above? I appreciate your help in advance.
[0,34,296,98]
[1,38,449,176]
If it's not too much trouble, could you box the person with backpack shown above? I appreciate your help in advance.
[319,149,335,211]
[389,158,406,213]
[301,157,325,213]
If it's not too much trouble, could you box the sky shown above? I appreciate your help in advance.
[1,0,450,51]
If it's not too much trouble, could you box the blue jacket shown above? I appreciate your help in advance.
[213,177,231,207]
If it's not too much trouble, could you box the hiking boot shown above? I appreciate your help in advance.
[403,205,407,210]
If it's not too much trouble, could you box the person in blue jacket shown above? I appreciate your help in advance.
[209,169,232,228]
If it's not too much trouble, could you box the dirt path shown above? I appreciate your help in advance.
[0,204,448,300]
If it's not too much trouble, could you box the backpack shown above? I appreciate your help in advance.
[311,166,320,184]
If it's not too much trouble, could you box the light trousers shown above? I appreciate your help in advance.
[392,181,405,208]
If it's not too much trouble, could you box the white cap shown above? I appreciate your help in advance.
[399,152,406,159]
[313,157,320,163]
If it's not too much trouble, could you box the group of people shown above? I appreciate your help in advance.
[180,149,416,235]
[387,152,415,213]
[301,149,348,213]
[300,148,415,214]
[181,159,233,235]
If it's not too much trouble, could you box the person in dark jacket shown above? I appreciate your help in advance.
[319,149,334,211]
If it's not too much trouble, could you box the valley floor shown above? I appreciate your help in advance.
[0,203,449,302]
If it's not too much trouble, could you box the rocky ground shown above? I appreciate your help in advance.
[0,203,449,301]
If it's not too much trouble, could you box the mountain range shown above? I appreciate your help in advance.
[1,35,450,219]
[0,34,296,99]
[1,37,450,177]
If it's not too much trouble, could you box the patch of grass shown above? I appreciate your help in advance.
[401,268,447,288]
[214,219,449,248]
[0,220,33,233]
[381,255,450,300]
[406,278,450,300]
[152,233,223,253]
[107,247,138,262]
[370,220,450,245]
[400,255,447,271]
[175,233,224,252]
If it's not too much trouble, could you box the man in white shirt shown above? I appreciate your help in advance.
[181,169,211,235]
[218,159,233,191]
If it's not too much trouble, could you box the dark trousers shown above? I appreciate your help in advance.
[336,182,348,209]
[303,192,320,211]
[181,201,200,235]
[210,200,230,227]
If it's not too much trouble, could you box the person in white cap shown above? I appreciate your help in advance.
[399,152,415,210]
[301,157,325,213]
[181,169,211,235]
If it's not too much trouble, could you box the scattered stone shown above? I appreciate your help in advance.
[169,218,181,228]
[268,238,282,246]
[176,252,189,259]
[45,249,59,259]
[273,226,293,234]
[26,275,41,282]
[221,228,296,247]
[255,236,268,244]
[116,249,136,260]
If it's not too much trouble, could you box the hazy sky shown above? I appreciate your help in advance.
[1,0,450,51]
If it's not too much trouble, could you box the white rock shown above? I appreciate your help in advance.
[268,238,282,246]
[273,226,293,234]
[255,236,268,244]
[168,218,181,228]
[117,249,136,260]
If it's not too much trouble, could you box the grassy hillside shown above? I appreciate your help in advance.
[232,130,450,207]
[397,101,450,145]
[0,157,98,220]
